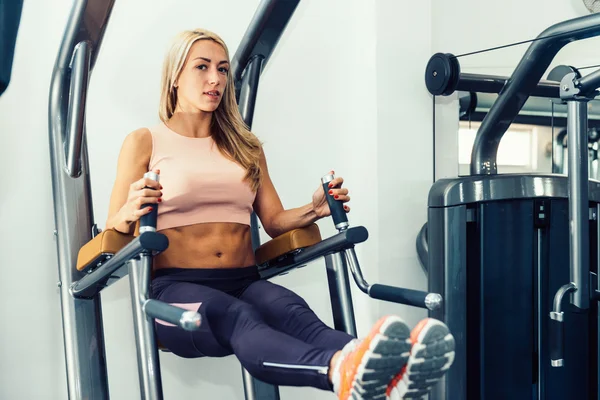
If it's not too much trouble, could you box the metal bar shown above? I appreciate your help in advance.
[236,47,279,400]
[70,232,168,298]
[428,205,467,400]
[577,68,600,97]
[231,0,300,87]
[65,41,91,177]
[238,56,264,128]
[48,0,116,398]
[457,73,560,98]
[536,229,544,399]
[325,253,357,336]
[259,226,369,280]
[143,299,201,331]
[128,256,163,400]
[568,100,590,309]
[597,204,600,400]
[470,13,600,175]
[344,247,442,310]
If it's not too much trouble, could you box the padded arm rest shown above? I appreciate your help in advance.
[255,224,322,266]
[71,231,169,298]
[76,229,135,272]
[259,226,369,280]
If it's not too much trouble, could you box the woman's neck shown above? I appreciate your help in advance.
[168,111,214,138]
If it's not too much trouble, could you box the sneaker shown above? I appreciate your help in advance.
[386,318,455,400]
[334,315,413,400]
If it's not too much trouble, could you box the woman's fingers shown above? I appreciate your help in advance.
[326,176,344,189]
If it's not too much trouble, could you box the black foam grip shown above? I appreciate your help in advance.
[139,202,158,229]
[549,318,564,363]
[323,181,348,227]
[369,284,428,308]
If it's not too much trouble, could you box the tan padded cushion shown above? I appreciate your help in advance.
[255,224,322,266]
[76,229,135,271]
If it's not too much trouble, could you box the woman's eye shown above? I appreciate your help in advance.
[219,67,229,74]
[196,64,207,70]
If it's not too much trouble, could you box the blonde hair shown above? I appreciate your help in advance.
[159,29,262,191]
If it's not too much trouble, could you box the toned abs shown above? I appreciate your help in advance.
[153,222,256,270]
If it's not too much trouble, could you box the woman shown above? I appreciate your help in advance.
[105,29,454,400]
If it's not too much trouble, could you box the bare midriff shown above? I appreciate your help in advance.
[153,222,256,270]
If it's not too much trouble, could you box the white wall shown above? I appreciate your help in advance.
[0,0,72,398]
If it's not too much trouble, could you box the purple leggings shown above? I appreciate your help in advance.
[150,266,354,391]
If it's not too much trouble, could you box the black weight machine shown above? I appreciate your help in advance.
[422,12,600,400]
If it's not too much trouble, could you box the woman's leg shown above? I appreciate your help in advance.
[153,281,338,390]
[239,280,354,350]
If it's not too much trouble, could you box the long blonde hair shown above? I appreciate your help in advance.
[159,29,262,191]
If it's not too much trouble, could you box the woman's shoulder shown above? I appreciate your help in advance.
[119,127,153,160]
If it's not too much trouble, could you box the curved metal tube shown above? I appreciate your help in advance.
[577,67,600,97]
[416,222,428,276]
[456,73,560,98]
[552,282,578,315]
[65,41,91,177]
[470,13,600,175]
[48,0,116,398]
[231,0,300,86]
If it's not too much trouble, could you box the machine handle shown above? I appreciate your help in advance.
[549,312,564,367]
[139,171,160,233]
[144,299,201,332]
[368,284,442,311]
[322,173,349,231]
[65,41,91,177]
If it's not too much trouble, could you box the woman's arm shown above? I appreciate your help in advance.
[253,148,350,238]
[105,128,159,234]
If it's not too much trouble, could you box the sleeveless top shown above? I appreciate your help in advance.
[147,122,256,231]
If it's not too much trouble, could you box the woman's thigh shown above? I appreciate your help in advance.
[239,279,354,349]
[153,281,240,358]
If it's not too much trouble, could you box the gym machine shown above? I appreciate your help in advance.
[48,1,443,399]
[423,12,600,399]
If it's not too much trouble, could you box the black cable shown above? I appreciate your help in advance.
[578,64,600,70]
[432,95,436,184]
[451,26,600,60]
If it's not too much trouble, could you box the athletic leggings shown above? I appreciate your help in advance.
[150,266,355,391]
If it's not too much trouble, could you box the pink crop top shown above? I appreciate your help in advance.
[147,122,256,231]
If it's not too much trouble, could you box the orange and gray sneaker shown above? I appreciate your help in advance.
[332,315,413,400]
[385,318,455,399]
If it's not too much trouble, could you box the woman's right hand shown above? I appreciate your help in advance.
[119,168,162,225]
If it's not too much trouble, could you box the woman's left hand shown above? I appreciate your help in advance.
[312,171,351,218]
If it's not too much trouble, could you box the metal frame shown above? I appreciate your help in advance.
[425,12,600,400]
[49,1,445,399]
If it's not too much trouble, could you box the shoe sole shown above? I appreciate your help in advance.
[387,318,455,400]
[341,315,412,400]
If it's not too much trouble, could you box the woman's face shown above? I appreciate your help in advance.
[174,39,230,114]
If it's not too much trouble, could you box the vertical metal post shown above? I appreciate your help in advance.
[128,255,164,400]
[536,229,545,400]
[428,205,468,400]
[597,203,600,400]
[236,55,280,400]
[324,253,357,335]
[48,1,114,398]
[567,100,590,309]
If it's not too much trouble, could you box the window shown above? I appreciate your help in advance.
[459,124,535,168]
